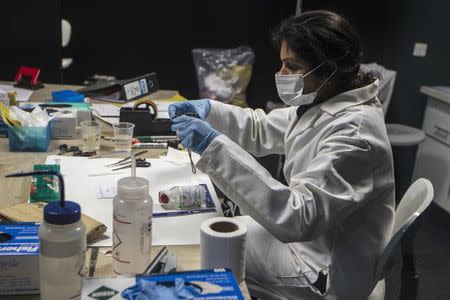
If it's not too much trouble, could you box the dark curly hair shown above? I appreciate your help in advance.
[272,10,380,93]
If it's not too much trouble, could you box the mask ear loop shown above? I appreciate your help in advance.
[304,61,326,77]
[315,50,350,92]
[315,66,338,94]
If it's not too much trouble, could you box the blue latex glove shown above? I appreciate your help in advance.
[121,278,201,300]
[168,100,211,120]
[171,115,221,154]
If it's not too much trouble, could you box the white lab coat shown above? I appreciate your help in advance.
[196,80,395,299]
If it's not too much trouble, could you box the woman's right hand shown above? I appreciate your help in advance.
[168,99,211,120]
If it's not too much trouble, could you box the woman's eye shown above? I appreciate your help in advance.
[286,63,301,71]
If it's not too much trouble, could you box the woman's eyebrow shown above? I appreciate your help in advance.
[282,58,302,66]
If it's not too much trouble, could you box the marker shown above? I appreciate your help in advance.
[132,142,168,149]
[136,135,178,142]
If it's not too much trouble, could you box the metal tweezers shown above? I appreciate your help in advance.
[103,150,148,167]
[111,158,151,171]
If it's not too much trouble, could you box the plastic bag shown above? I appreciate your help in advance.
[192,46,255,107]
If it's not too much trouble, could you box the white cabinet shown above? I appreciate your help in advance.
[413,86,450,213]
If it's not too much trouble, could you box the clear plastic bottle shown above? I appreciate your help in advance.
[113,176,153,275]
[39,201,86,300]
[159,185,206,210]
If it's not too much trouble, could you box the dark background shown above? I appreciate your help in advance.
[60,0,296,108]
[0,0,62,84]
[4,0,447,127]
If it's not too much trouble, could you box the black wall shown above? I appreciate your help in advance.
[303,0,450,127]
[1,1,62,83]
[62,0,296,108]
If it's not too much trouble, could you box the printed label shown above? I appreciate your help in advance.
[112,207,152,274]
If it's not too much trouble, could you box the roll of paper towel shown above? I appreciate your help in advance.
[200,217,247,282]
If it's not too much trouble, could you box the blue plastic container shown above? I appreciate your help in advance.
[8,124,51,152]
[51,90,84,103]
[0,119,8,137]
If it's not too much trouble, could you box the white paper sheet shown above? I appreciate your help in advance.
[159,147,200,165]
[92,113,120,126]
[45,155,222,247]
[91,104,120,117]
[0,84,33,102]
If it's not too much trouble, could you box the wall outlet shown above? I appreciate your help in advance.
[413,42,428,57]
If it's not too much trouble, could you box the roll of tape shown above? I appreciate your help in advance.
[200,217,247,282]
[133,99,158,120]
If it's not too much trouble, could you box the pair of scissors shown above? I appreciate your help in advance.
[111,158,151,171]
[58,144,96,157]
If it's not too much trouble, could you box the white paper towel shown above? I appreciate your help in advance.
[200,217,247,282]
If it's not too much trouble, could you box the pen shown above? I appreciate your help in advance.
[88,248,99,277]
[153,208,217,218]
[144,247,168,274]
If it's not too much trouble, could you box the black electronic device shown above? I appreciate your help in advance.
[119,99,174,136]
[78,73,159,103]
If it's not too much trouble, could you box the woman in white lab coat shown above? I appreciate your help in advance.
[170,10,395,300]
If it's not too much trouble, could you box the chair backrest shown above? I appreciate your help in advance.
[61,19,72,47]
[360,63,397,115]
[374,178,434,281]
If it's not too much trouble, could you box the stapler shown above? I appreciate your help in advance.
[14,66,44,90]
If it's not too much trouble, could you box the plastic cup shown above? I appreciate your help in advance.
[113,122,135,151]
[80,120,101,152]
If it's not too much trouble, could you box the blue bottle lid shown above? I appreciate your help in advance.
[44,201,81,225]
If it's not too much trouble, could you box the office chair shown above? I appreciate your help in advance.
[367,178,434,300]
[360,63,426,147]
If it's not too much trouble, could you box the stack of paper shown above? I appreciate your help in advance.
[0,84,33,102]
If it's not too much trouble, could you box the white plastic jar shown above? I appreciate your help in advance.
[39,201,86,300]
[112,176,153,275]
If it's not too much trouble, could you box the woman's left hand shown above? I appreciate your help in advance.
[171,115,221,154]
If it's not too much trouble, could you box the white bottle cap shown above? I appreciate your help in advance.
[117,177,149,200]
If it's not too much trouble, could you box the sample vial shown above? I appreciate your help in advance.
[159,185,207,210]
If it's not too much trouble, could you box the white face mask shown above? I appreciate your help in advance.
[275,62,335,106]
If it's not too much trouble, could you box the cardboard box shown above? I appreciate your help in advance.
[82,269,243,300]
[64,102,92,125]
[50,109,77,139]
[0,223,39,295]
[20,102,93,139]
